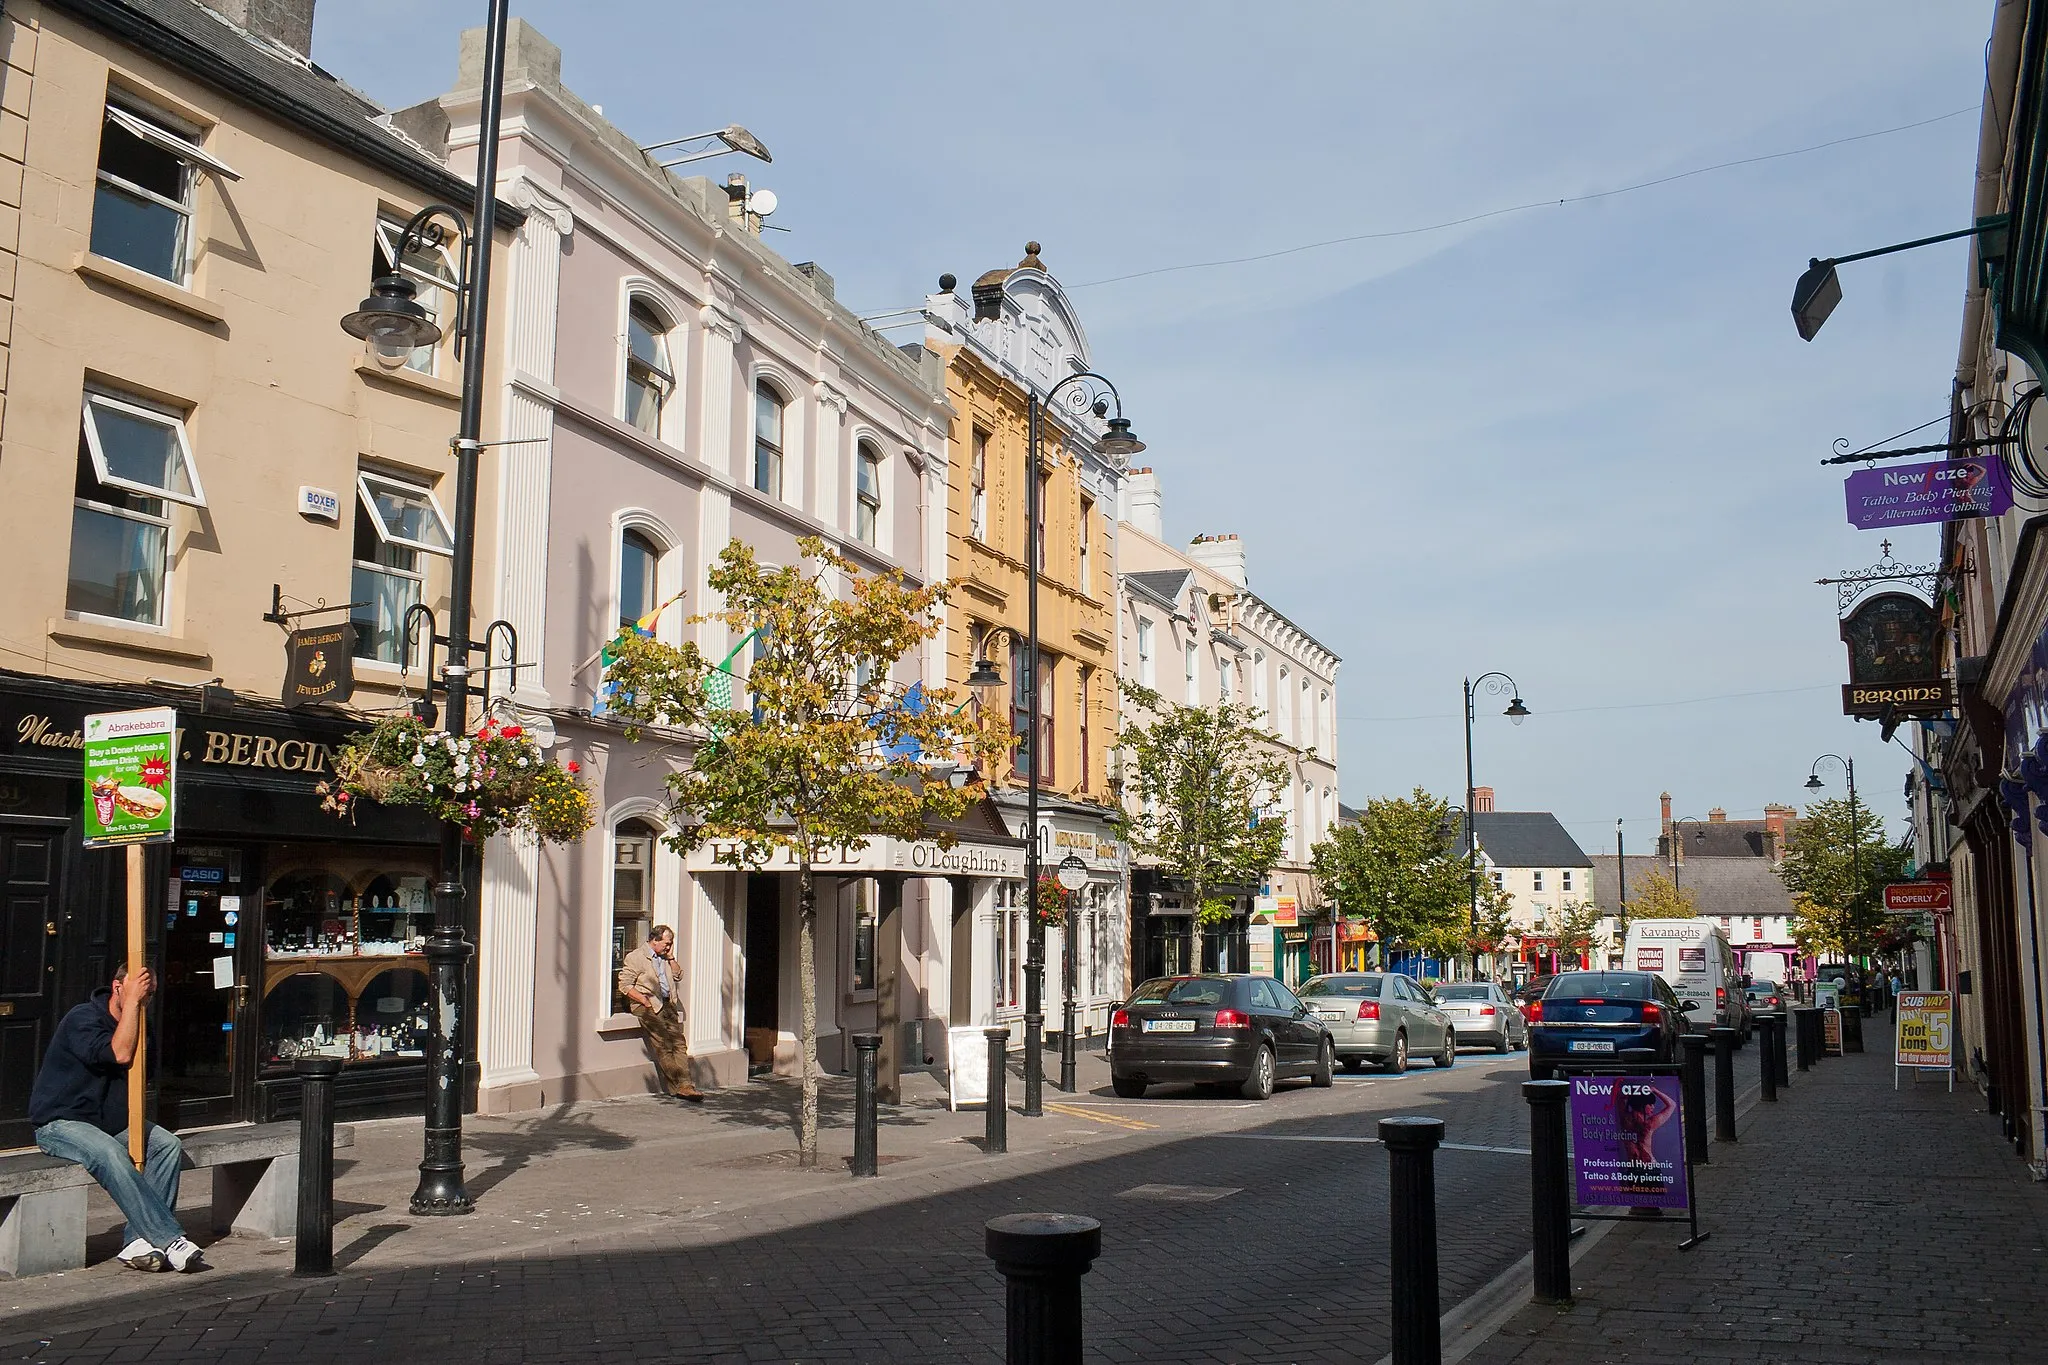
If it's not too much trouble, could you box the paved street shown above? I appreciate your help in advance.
[1,1046,1540,1364]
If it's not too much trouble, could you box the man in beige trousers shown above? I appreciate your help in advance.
[617,926,703,1102]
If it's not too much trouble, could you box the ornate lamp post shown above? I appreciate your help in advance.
[1668,816,1709,893]
[1462,673,1529,980]
[337,0,512,1216]
[1806,754,1860,960]
[965,376,1143,1113]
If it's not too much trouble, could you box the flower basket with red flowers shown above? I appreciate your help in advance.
[319,712,594,844]
[1034,875,1073,928]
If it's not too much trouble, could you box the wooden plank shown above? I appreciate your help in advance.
[126,844,144,1171]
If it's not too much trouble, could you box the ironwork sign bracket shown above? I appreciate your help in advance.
[1817,542,1971,615]
[262,582,370,627]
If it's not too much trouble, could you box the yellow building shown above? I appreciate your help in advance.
[921,244,1129,1042]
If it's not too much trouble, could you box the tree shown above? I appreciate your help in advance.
[1112,683,1290,938]
[604,536,996,1167]
[1622,867,1700,922]
[1308,787,1470,960]
[1540,899,1605,963]
[1467,879,1517,960]
[1777,796,1912,961]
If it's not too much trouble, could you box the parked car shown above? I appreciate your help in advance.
[1433,981,1527,1053]
[1512,977,1554,1018]
[1526,971,1694,1079]
[1296,972,1457,1074]
[1109,974,1334,1100]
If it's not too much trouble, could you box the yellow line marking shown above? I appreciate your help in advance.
[1045,1101,1157,1131]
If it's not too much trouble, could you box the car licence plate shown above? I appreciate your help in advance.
[1569,1040,1616,1053]
[1319,1010,1347,1021]
[1144,1019,1195,1033]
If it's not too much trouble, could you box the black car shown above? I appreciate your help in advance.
[1526,971,1694,1079]
[1109,974,1335,1100]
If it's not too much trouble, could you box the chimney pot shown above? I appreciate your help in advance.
[1473,786,1495,813]
[1708,808,1727,823]
[195,0,316,58]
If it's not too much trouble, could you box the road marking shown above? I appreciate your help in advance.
[1217,1133,1530,1155]
[1045,1100,1157,1131]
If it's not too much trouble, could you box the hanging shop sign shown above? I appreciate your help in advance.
[82,708,177,847]
[283,624,356,708]
[1884,881,1952,913]
[1839,593,1948,717]
[1843,455,2011,530]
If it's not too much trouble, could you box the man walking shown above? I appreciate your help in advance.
[618,925,703,1102]
[30,965,204,1272]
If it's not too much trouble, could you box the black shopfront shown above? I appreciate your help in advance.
[0,670,478,1149]
[1128,868,1253,982]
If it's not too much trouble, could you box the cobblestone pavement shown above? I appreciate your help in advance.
[1467,1018,2048,1365]
[1,1046,1541,1363]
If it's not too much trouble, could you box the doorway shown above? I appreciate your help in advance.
[0,825,63,1149]
[157,845,257,1130]
[743,874,782,1074]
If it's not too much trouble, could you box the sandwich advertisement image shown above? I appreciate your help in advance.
[82,707,177,848]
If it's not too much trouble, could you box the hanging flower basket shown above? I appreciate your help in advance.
[319,712,594,845]
[1034,875,1072,928]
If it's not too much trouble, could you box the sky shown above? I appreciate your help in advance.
[313,0,1988,857]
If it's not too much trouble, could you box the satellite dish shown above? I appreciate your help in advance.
[748,188,779,218]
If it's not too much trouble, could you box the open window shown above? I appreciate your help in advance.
[356,472,454,556]
[80,390,205,506]
[372,216,459,374]
[624,300,673,436]
[91,102,236,285]
[67,389,200,627]
[855,442,881,546]
[351,470,450,665]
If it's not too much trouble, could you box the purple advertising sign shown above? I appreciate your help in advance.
[1569,1074,1688,1210]
[1844,456,2012,530]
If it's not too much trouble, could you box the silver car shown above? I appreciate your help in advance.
[1432,981,1527,1053]
[1296,972,1457,1073]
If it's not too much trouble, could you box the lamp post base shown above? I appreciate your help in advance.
[409,924,473,1217]
[1059,997,1078,1093]
[1022,1011,1044,1116]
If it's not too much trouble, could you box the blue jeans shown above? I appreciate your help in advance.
[35,1119,186,1250]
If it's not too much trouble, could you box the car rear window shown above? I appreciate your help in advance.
[1129,976,1233,1006]
[1436,985,1490,1001]
[1299,975,1379,998]
[1546,973,1652,1000]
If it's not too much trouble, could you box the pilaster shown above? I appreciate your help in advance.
[697,302,742,479]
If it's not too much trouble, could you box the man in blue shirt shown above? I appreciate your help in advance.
[29,965,204,1272]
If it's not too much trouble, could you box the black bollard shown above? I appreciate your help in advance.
[1523,1080,1572,1305]
[985,1027,1010,1155]
[1793,1009,1814,1072]
[1759,1016,1778,1102]
[1842,1002,1865,1053]
[985,1212,1102,1365]
[1381,1116,1445,1365]
[1619,1047,1658,1065]
[851,1032,881,1178]
[1770,1012,1791,1090]
[1710,1027,1738,1141]
[1679,1033,1708,1166]
[293,1056,343,1277]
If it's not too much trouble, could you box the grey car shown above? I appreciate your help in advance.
[1297,972,1456,1073]
[1433,981,1527,1053]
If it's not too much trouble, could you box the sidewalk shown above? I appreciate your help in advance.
[1466,1017,2048,1365]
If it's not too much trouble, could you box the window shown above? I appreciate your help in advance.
[1562,870,1574,893]
[1252,652,1268,720]
[1136,617,1156,686]
[619,529,659,632]
[67,391,203,625]
[91,102,236,284]
[371,216,458,374]
[1078,665,1092,792]
[609,819,657,1015]
[1008,639,1054,783]
[753,381,784,498]
[1303,679,1315,749]
[350,470,453,665]
[1219,656,1234,703]
[1492,871,1504,888]
[1533,871,1545,892]
[1078,495,1094,594]
[1185,642,1197,696]
[851,880,878,993]
[856,442,881,546]
[1277,665,1293,740]
[624,300,673,435]
[970,427,989,541]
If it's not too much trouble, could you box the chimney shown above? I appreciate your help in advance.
[461,17,559,94]
[1188,533,1248,588]
[1122,467,1163,539]
[1763,803,1796,860]
[1473,786,1495,813]
[195,0,315,58]
[725,174,762,235]
[1708,808,1727,823]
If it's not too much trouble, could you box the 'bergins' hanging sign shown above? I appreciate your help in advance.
[1839,593,1948,717]
[1843,455,2011,530]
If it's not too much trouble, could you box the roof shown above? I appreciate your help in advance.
[1456,812,1590,869]
[1124,569,1192,614]
[1338,802,1362,825]
[51,0,519,227]
[1591,854,1796,921]
[1663,818,1800,860]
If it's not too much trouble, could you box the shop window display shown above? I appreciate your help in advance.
[262,845,433,1068]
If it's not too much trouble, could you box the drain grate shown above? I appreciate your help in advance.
[1116,1183,1242,1203]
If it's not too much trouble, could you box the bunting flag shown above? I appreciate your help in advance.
[701,629,759,739]
[633,588,688,636]
[872,681,926,760]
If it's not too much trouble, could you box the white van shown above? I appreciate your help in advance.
[1620,918,1749,1038]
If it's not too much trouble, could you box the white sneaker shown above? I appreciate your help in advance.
[118,1238,167,1272]
[164,1237,206,1273]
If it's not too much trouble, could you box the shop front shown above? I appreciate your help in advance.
[1031,813,1127,1044]
[1129,867,1254,984]
[0,671,466,1147]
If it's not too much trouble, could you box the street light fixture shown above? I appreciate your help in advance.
[640,124,774,169]
[1463,672,1529,982]
[1805,754,1861,962]
[1791,216,2007,340]
[1668,816,1709,893]
[336,0,514,1217]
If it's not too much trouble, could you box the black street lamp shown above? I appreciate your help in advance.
[1463,672,1528,981]
[1791,216,2007,340]
[337,0,513,1217]
[1806,754,1860,958]
[1668,816,1709,893]
[965,374,1142,1114]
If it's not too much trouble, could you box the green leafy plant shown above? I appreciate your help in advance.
[1777,796,1912,960]
[320,712,593,844]
[1309,787,1470,961]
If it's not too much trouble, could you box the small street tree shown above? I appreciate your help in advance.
[1112,682,1289,945]
[1540,898,1605,965]
[1467,878,1518,963]
[1777,796,1912,961]
[1622,867,1700,922]
[1309,787,1469,962]
[604,537,994,1167]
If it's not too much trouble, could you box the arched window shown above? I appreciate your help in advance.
[855,442,881,545]
[624,300,672,437]
[618,528,659,631]
[609,817,660,1015]
[753,381,785,498]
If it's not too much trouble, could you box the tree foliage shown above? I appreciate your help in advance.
[1112,682,1289,928]
[1777,795,1911,960]
[1308,788,1470,958]
[604,537,998,1166]
[1540,898,1606,960]
[1622,867,1700,922]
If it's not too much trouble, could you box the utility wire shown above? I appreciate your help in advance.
[1342,682,1837,724]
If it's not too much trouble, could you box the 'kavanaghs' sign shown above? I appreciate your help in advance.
[1844,455,2011,530]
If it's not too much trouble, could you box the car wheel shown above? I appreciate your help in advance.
[1435,1030,1456,1069]
[1241,1045,1276,1100]
[1382,1031,1408,1075]
[1111,1074,1146,1099]
[1311,1038,1335,1088]
[1494,1029,1510,1055]
[1341,1056,1364,1073]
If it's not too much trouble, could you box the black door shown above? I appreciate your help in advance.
[157,847,257,1130]
[0,827,61,1149]
[743,874,781,1071]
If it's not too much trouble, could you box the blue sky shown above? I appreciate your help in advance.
[315,1,1986,855]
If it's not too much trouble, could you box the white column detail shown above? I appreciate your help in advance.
[813,381,848,535]
[698,303,742,478]
[479,837,543,1097]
